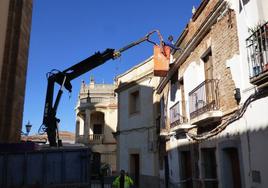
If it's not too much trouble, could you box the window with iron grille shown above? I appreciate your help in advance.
[169,101,183,128]
[246,22,268,82]
[188,80,219,119]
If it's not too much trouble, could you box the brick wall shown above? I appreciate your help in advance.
[175,0,221,52]
[211,10,239,112]
[0,0,32,143]
[179,8,239,114]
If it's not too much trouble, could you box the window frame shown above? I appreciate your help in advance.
[128,88,141,115]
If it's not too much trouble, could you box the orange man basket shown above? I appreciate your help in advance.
[153,45,170,77]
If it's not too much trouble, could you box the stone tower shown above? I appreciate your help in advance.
[75,77,117,173]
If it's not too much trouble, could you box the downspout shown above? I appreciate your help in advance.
[243,116,252,186]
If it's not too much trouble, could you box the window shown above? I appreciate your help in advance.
[93,124,103,134]
[239,0,250,12]
[203,50,213,80]
[170,101,180,126]
[246,21,268,85]
[201,148,218,188]
[129,90,140,114]
[160,97,166,129]
[170,70,178,101]
[179,78,187,119]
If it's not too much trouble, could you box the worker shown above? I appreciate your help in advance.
[163,35,183,52]
[112,169,134,188]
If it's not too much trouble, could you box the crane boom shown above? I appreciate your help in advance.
[42,31,160,147]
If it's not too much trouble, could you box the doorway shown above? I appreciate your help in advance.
[130,154,140,187]
[222,148,242,188]
[180,151,193,188]
[164,155,169,188]
[93,124,103,134]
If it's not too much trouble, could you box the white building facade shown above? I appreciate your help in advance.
[156,0,268,188]
[229,0,268,187]
[75,78,117,173]
[115,57,160,187]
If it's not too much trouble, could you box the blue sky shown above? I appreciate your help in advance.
[23,0,201,134]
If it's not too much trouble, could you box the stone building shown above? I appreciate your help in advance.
[115,57,160,187]
[75,77,117,172]
[0,0,32,143]
[156,0,268,187]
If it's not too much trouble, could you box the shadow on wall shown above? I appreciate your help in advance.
[165,124,268,188]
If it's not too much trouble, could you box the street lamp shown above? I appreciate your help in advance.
[25,121,32,136]
[21,121,32,136]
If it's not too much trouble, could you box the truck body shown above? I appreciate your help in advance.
[0,146,92,188]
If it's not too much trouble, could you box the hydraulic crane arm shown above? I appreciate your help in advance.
[42,30,160,147]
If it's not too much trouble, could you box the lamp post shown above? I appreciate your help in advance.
[21,121,32,137]
[25,121,32,136]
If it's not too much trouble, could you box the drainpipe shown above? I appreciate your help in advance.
[243,116,252,186]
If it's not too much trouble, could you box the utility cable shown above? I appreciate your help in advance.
[186,88,268,141]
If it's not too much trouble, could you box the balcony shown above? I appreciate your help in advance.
[246,21,268,86]
[169,101,188,130]
[80,97,114,104]
[89,134,104,144]
[189,79,222,125]
[158,115,169,137]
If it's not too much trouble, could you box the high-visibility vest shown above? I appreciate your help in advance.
[112,175,134,188]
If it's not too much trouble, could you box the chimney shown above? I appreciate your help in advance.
[192,6,196,14]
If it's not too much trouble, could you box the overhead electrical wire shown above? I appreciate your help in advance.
[186,88,268,141]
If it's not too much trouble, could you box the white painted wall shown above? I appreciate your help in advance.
[258,0,268,21]
[227,0,268,102]
[226,2,268,185]
[167,137,180,185]
[164,60,205,186]
[104,109,117,141]
[117,58,159,177]
[196,1,268,187]
[165,2,268,187]
[117,77,158,176]
[200,95,268,188]
[119,79,154,131]
[119,131,157,175]
[183,60,205,117]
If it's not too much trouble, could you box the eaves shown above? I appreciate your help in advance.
[172,0,210,54]
[116,56,153,79]
[115,72,154,93]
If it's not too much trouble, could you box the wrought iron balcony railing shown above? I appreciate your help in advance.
[80,97,114,104]
[246,21,268,85]
[169,101,187,128]
[189,79,219,119]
